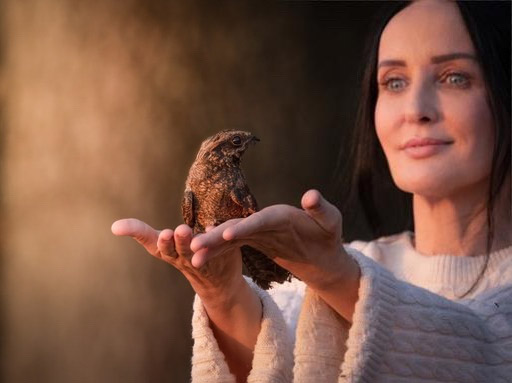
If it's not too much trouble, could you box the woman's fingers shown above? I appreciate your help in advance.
[111,218,151,237]
[301,189,342,235]
[112,218,234,270]
[222,214,264,241]
[111,218,160,255]
[191,206,293,252]
[222,206,291,241]
[174,224,194,259]
[190,220,249,268]
[190,219,243,252]
[191,248,211,268]
[157,229,176,259]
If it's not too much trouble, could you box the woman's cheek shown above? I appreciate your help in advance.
[374,97,396,157]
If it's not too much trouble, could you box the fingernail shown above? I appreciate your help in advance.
[175,229,188,238]
[162,232,172,241]
[223,229,235,241]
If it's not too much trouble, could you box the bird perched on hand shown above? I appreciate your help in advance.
[182,129,291,289]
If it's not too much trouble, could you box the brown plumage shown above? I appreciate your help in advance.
[182,129,291,289]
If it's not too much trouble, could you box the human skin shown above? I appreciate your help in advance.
[375,0,511,257]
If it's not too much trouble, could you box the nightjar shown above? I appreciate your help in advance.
[181,129,291,289]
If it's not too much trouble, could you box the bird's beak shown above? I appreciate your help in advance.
[241,134,259,154]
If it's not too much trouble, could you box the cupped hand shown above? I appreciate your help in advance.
[111,219,244,302]
[189,189,349,291]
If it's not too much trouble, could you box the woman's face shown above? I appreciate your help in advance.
[375,0,494,199]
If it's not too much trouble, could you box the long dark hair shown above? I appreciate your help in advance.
[342,1,511,296]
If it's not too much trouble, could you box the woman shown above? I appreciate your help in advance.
[112,0,512,381]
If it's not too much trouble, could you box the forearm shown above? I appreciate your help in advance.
[198,277,262,383]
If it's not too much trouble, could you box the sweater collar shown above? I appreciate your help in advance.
[389,231,512,293]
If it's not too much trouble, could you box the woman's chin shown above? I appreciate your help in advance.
[393,177,455,199]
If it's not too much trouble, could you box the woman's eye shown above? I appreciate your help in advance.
[383,77,407,92]
[442,72,470,88]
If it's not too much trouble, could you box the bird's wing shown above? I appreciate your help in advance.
[230,179,258,215]
[181,189,195,227]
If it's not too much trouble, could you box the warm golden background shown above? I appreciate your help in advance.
[0,1,383,382]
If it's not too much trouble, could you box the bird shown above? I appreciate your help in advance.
[182,129,292,289]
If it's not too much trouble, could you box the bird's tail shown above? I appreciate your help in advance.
[241,245,292,290]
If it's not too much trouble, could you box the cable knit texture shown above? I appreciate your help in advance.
[191,231,512,382]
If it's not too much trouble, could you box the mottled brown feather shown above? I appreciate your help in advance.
[181,190,195,228]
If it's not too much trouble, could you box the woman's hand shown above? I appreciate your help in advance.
[110,219,244,305]
[189,189,361,321]
[111,219,262,381]
[189,189,344,288]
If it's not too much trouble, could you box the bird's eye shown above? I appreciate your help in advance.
[231,136,242,146]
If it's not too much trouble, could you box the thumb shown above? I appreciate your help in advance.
[301,189,342,235]
[111,218,160,255]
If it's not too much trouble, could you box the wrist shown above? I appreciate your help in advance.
[306,248,361,322]
[319,250,359,291]
[196,274,249,313]
[290,245,349,290]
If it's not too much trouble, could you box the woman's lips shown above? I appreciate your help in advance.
[400,137,453,159]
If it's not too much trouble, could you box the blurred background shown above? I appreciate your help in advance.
[0,1,385,382]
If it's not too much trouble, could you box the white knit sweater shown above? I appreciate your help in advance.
[191,231,512,382]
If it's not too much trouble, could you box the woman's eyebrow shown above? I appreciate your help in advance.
[378,52,478,69]
[377,59,405,69]
[430,52,477,64]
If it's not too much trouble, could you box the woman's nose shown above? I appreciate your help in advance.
[404,80,439,124]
